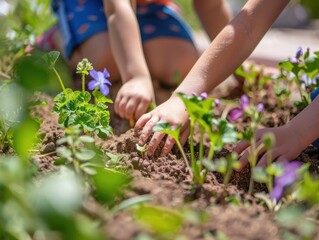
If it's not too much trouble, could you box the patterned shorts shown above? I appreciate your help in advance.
[51,0,194,58]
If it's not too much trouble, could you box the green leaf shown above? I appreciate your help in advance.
[152,122,181,141]
[252,167,268,183]
[81,166,97,175]
[133,204,184,235]
[266,163,283,177]
[42,51,60,69]
[105,152,129,164]
[113,194,152,212]
[75,148,96,161]
[136,144,147,153]
[57,147,72,159]
[92,168,131,205]
[13,116,40,160]
[78,135,95,143]
[32,167,83,218]
[13,55,51,91]
[76,91,91,103]
[93,89,113,104]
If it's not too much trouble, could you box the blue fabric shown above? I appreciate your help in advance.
[51,0,194,58]
[310,88,319,148]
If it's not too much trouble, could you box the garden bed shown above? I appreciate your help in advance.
[33,79,319,240]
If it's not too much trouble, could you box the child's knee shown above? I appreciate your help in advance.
[152,56,197,87]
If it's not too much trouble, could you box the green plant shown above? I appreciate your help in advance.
[49,54,113,138]
[153,92,238,186]
[204,152,240,194]
[235,63,272,99]
[229,94,264,195]
[277,47,319,110]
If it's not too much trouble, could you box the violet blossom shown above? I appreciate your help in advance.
[229,95,249,122]
[214,98,220,107]
[289,47,303,64]
[270,161,303,202]
[257,103,264,112]
[192,92,208,100]
[88,68,112,96]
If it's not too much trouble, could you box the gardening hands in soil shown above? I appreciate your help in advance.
[115,76,155,126]
[134,95,190,156]
[235,95,319,169]
[234,125,303,170]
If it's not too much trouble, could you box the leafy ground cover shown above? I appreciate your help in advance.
[1,1,319,240]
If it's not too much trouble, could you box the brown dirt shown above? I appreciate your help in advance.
[32,79,319,240]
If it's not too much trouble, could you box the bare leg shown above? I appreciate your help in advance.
[143,38,199,88]
[70,32,120,80]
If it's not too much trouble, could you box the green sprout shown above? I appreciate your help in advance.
[276,47,319,110]
[229,94,264,195]
[153,93,237,186]
[136,143,148,159]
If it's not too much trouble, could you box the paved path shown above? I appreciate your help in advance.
[194,21,319,68]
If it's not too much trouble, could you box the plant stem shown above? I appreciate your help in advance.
[175,139,192,179]
[207,142,215,160]
[52,67,66,94]
[35,151,57,158]
[248,138,257,195]
[266,149,273,193]
[189,121,195,169]
[199,126,204,165]
[82,73,85,92]
[0,71,10,79]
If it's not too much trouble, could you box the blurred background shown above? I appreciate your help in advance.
[0,0,318,73]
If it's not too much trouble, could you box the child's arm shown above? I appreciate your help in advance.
[104,0,155,122]
[135,0,289,156]
[235,96,319,168]
[193,0,233,40]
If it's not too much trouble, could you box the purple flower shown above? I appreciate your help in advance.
[289,57,299,64]
[192,92,208,100]
[295,47,303,58]
[229,108,243,122]
[289,47,303,64]
[229,95,249,122]
[257,103,264,112]
[200,92,208,100]
[270,161,303,202]
[214,98,220,107]
[88,68,112,96]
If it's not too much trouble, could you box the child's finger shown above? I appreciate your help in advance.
[135,99,149,121]
[237,149,250,171]
[147,132,165,156]
[134,113,152,133]
[114,93,123,115]
[233,139,250,155]
[125,98,137,120]
[160,135,176,156]
[137,115,159,145]
[116,96,128,119]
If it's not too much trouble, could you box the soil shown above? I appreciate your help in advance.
[32,78,319,240]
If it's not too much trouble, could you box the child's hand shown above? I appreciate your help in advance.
[134,95,190,156]
[114,77,155,124]
[234,124,304,170]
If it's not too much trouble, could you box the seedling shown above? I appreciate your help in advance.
[153,92,238,185]
[277,47,319,109]
[229,94,264,194]
[136,143,148,159]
